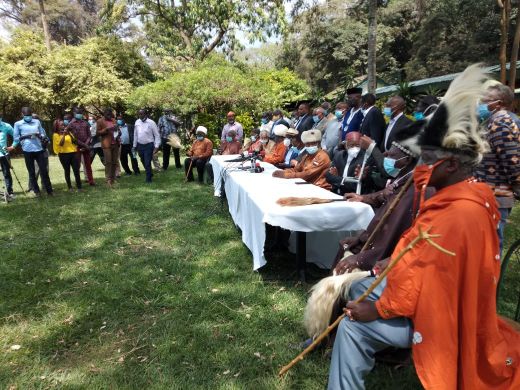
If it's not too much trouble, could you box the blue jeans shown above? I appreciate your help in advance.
[137,143,154,182]
[498,207,512,255]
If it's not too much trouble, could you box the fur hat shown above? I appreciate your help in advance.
[196,126,208,135]
[301,129,322,143]
[273,124,288,137]
[285,128,299,137]
[418,64,489,164]
[392,121,424,158]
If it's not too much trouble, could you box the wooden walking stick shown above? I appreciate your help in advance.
[338,174,414,263]
[278,226,455,377]
[185,158,194,182]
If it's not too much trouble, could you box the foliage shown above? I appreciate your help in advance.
[105,0,287,61]
[126,56,311,135]
[0,29,153,120]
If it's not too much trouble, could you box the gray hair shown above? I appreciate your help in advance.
[487,84,514,106]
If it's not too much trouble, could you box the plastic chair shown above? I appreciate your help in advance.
[497,238,520,321]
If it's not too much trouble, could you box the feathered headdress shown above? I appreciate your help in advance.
[419,64,490,163]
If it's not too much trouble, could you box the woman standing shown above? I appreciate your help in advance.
[96,108,120,187]
[53,113,82,192]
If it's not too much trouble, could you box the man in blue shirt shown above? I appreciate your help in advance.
[0,113,14,197]
[9,107,53,196]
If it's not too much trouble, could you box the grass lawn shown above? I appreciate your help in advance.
[0,155,518,389]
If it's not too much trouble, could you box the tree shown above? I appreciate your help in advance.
[367,0,377,93]
[118,0,287,61]
[37,0,50,51]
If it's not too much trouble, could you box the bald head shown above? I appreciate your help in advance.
[385,96,406,117]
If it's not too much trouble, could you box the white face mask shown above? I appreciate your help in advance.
[260,139,268,144]
[283,138,291,147]
[347,146,360,159]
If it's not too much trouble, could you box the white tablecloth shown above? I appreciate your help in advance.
[210,155,375,270]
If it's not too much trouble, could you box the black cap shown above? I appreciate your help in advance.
[346,87,363,95]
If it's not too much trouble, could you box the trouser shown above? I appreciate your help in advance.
[498,207,512,255]
[23,150,53,194]
[78,149,94,185]
[27,150,49,191]
[58,152,82,190]
[0,156,13,194]
[90,147,105,165]
[184,157,208,182]
[137,142,154,182]
[120,144,140,174]
[102,145,120,184]
[328,278,413,390]
[162,138,181,169]
[152,151,161,171]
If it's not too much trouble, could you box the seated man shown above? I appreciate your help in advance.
[263,124,288,165]
[272,129,331,190]
[328,65,520,390]
[218,129,241,155]
[277,128,304,169]
[325,131,367,195]
[258,129,274,157]
[184,126,213,183]
[242,128,261,153]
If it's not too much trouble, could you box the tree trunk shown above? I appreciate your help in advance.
[499,0,511,84]
[509,6,520,90]
[38,0,51,52]
[367,0,377,94]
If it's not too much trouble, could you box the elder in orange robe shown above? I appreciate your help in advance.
[328,152,520,389]
[263,124,288,165]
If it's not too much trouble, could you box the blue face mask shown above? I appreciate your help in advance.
[251,135,257,142]
[63,119,70,125]
[323,110,329,116]
[477,104,491,121]
[261,118,268,125]
[196,135,204,141]
[383,157,404,178]
[74,113,83,120]
[226,136,233,143]
[312,115,320,123]
[23,115,33,123]
[413,112,424,121]
[334,110,343,120]
[306,145,319,155]
[88,119,94,125]
[117,119,124,126]
[383,107,393,117]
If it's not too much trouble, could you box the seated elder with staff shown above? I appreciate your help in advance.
[272,129,331,190]
[263,124,288,165]
[184,126,213,183]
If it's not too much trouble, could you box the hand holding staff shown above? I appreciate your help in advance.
[277,226,455,377]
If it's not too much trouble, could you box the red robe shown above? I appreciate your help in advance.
[376,180,520,389]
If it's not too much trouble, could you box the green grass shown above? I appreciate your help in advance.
[0,156,518,389]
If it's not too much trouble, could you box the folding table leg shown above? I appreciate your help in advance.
[296,231,306,282]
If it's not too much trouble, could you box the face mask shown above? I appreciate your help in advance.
[306,145,319,155]
[361,107,368,116]
[261,118,268,125]
[283,138,291,147]
[117,119,124,126]
[88,119,94,125]
[347,146,361,159]
[383,157,402,177]
[226,136,233,143]
[196,135,204,141]
[323,110,329,116]
[23,115,33,123]
[383,107,393,117]
[312,115,320,123]
[477,104,491,121]
[413,158,446,210]
[260,139,268,144]
[74,114,83,120]
[63,119,70,126]
[414,112,425,121]
[250,136,256,142]
[228,119,235,125]
[0,118,3,124]
[334,110,343,120]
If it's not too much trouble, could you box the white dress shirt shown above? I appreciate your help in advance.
[133,118,161,148]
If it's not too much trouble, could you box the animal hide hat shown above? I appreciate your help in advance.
[418,64,490,164]
[273,124,288,137]
[301,129,322,143]
[392,120,425,158]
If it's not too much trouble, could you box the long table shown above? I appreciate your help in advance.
[209,155,374,276]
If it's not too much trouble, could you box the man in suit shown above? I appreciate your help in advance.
[294,103,314,134]
[326,131,367,195]
[312,107,329,133]
[360,93,386,150]
[382,96,413,152]
[340,88,364,140]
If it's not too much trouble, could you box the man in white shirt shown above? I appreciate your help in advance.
[133,109,161,183]
[382,96,412,151]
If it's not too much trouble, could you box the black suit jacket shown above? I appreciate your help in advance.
[383,114,413,151]
[360,107,386,150]
[295,114,314,134]
[325,149,366,195]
